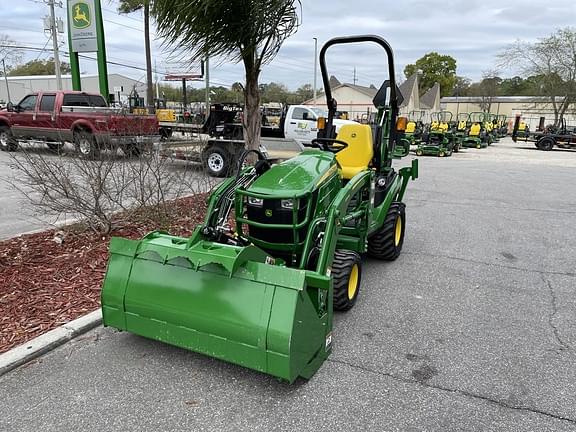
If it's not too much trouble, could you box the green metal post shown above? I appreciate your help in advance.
[67,3,81,91]
[94,0,109,101]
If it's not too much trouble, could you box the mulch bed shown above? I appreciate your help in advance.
[0,194,208,354]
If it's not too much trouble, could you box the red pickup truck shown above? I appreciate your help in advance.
[0,91,159,156]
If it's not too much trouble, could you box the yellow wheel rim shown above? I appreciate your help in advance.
[394,216,402,246]
[348,264,359,300]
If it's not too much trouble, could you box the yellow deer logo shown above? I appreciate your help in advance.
[72,2,91,29]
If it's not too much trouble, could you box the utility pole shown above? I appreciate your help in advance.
[313,37,317,107]
[46,0,63,90]
[353,67,357,86]
[205,56,210,112]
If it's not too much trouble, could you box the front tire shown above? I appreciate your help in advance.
[0,125,17,151]
[368,202,406,261]
[332,250,362,311]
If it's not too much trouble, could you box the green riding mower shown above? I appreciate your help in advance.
[496,114,508,138]
[461,112,488,149]
[485,113,499,143]
[453,113,470,149]
[100,35,418,383]
[404,110,426,146]
[415,111,456,157]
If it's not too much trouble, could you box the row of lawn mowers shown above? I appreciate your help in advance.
[403,110,508,157]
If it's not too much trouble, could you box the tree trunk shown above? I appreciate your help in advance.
[550,95,559,126]
[243,67,261,152]
[144,3,155,114]
[557,95,571,126]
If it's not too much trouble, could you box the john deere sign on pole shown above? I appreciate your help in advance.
[67,0,109,101]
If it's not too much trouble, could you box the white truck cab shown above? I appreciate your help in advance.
[283,105,357,146]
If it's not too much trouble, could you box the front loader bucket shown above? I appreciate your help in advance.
[101,232,331,383]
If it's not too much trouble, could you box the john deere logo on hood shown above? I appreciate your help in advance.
[72,2,91,29]
[265,209,273,217]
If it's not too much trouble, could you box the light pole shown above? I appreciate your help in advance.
[313,37,318,107]
[1,58,10,104]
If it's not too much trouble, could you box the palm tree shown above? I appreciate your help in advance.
[153,0,301,151]
[117,0,155,113]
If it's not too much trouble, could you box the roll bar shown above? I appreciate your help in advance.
[319,35,398,113]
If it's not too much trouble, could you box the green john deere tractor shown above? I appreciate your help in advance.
[461,112,488,149]
[100,35,418,383]
[415,111,456,157]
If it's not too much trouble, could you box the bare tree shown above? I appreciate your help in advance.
[468,70,501,113]
[498,28,576,126]
[6,143,216,234]
[0,34,23,66]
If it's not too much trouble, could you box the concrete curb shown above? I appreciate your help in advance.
[0,309,102,377]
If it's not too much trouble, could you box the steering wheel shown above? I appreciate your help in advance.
[311,138,349,154]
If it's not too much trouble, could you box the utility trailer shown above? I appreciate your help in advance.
[512,116,576,151]
[160,102,356,176]
[159,135,302,176]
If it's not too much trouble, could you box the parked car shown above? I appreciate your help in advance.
[0,91,159,156]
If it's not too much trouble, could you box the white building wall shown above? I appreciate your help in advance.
[0,74,146,105]
[304,86,376,121]
[441,98,576,128]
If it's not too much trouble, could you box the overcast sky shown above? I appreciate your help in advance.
[2,0,576,90]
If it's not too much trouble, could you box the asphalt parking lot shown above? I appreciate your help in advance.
[1,138,576,431]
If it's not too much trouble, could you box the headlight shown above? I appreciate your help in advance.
[248,197,263,206]
[281,199,296,210]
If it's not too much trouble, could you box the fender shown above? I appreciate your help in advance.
[0,113,12,128]
[70,118,95,134]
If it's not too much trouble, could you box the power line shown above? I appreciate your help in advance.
[101,6,145,23]
[34,36,53,61]
[0,44,163,75]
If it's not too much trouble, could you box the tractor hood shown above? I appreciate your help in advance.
[248,150,338,197]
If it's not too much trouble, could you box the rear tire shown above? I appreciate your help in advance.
[415,148,423,156]
[537,137,554,151]
[0,126,17,152]
[332,250,362,311]
[74,131,99,158]
[159,127,173,141]
[368,202,406,261]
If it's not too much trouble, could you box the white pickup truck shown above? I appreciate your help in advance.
[263,105,356,147]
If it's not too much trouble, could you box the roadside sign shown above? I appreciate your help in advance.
[68,0,97,52]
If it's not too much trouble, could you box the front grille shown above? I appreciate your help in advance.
[246,199,308,245]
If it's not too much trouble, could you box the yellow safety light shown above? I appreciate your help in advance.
[396,116,408,132]
[317,116,326,131]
